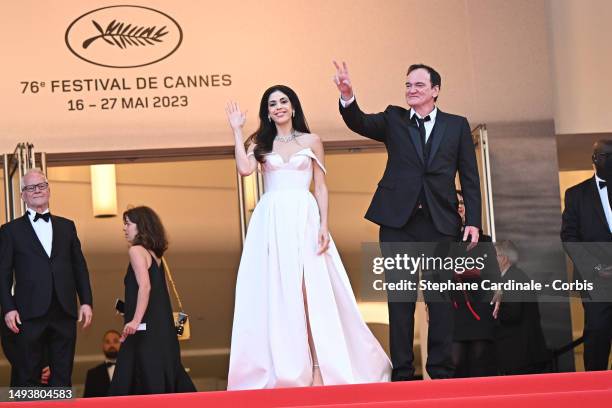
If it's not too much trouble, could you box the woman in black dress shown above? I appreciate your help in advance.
[109,206,195,395]
[450,191,500,378]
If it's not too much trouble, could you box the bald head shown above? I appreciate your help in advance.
[593,139,612,157]
[593,140,612,180]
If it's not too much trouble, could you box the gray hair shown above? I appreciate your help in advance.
[20,168,48,190]
[495,240,519,264]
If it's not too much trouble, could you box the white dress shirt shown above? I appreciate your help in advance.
[409,107,437,143]
[105,359,116,380]
[340,95,437,142]
[27,208,53,257]
[595,174,612,233]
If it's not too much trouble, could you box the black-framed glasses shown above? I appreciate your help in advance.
[22,182,49,193]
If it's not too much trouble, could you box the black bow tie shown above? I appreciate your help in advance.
[411,114,431,126]
[599,180,607,189]
[32,212,50,222]
[105,362,116,367]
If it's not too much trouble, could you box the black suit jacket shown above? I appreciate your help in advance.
[0,214,93,320]
[496,265,550,374]
[339,100,481,235]
[561,177,612,292]
[83,363,111,397]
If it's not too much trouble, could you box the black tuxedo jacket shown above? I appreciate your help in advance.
[561,177,612,287]
[496,265,550,374]
[339,100,481,235]
[0,214,93,320]
[83,362,111,397]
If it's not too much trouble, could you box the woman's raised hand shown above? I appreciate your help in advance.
[225,101,247,131]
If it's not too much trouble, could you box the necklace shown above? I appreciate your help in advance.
[276,130,299,143]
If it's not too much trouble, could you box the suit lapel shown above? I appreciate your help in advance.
[590,177,609,228]
[20,215,49,258]
[50,215,60,259]
[402,109,424,164]
[427,110,449,167]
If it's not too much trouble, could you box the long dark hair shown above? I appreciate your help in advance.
[123,206,168,258]
[245,85,311,163]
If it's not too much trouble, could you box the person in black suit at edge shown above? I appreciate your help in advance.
[83,329,121,397]
[0,168,93,386]
[494,240,550,374]
[333,61,481,380]
[561,140,612,371]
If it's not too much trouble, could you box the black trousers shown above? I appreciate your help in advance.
[1,321,19,386]
[582,300,612,371]
[380,209,457,380]
[14,293,76,386]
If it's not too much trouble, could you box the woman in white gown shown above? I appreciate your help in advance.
[226,85,391,390]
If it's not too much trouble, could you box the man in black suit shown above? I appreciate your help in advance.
[333,62,481,380]
[561,140,612,371]
[83,330,121,397]
[0,168,93,386]
[494,240,550,375]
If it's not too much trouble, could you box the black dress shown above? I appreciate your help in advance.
[449,233,500,377]
[109,258,196,395]
[451,234,499,342]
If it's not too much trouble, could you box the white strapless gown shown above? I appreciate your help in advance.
[227,147,391,390]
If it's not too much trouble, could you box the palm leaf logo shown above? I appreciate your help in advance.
[82,19,168,49]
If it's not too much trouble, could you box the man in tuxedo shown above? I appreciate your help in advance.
[0,168,93,386]
[83,330,120,397]
[333,61,481,380]
[561,140,612,371]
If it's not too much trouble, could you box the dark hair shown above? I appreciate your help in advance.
[245,85,311,163]
[103,329,120,339]
[123,206,168,258]
[407,64,442,102]
[455,190,464,209]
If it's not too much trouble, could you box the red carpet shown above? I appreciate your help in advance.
[5,371,612,407]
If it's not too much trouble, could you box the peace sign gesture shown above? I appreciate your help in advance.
[333,60,354,101]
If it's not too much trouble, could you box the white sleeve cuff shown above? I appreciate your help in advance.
[339,95,355,108]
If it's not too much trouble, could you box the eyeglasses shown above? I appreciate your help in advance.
[22,182,49,193]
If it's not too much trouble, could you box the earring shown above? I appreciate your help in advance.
[268,115,272,122]
[292,111,295,118]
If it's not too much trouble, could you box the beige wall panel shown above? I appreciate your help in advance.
[550,0,612,134]
[1,0,553,153]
